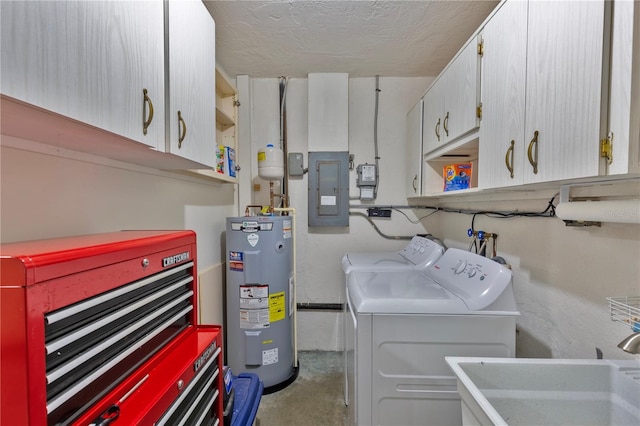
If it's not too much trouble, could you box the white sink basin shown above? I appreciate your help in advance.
[446,357,640,426]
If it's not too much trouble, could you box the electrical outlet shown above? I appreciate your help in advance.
[368,208,391,218]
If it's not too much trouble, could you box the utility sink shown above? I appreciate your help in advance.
[446,357,640,426]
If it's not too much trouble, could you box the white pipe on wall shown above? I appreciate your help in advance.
[273,207,298,366]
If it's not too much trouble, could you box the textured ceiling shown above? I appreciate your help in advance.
[204,0,499,78]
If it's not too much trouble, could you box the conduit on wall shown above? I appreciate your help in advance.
[279,76,289,204]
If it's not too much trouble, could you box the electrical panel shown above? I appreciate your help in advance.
[308,151,349,227]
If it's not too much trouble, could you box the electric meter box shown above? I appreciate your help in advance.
[356,163,378,200]
[356,164,376,185]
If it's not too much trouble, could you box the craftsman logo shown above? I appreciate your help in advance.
[162,251,190,267]
[194,341,217,372]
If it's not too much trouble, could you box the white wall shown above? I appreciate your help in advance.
[420,196,640,360]
[0,136,237,324]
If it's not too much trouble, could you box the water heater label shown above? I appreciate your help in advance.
[289,276,295,316]
[229,251,244,271]
[283,220,292,239]
[239,285,270,329]
[240,284,268,300]
[247,233,259,247]
[262,348,278,366]
[269,291,286,322]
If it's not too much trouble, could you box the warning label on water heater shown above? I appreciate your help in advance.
[239,284,270,329]
[282,219,292,239]
[269,291,286,322]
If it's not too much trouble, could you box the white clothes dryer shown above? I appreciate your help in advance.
[345,248,519,426]
[341,236,445,406]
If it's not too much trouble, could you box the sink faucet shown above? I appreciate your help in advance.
[618,333,640,354]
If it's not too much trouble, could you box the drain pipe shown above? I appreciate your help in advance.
[273,207,297,368]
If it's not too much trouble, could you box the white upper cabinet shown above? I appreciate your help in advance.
[406,100,423,197]
[1,0,219,171]
[422,77,444,156]
[523,0,608,184]
[479,0,612,188]
[422,37,481,157]
[444,37,481,144]
[165,0,216,168]
[1,1,164,149]
[478,0,527,189]
[607,0,640,176]
[1,1,165,150]
[417,0,639,197]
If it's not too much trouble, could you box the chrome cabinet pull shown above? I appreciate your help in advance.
[505,140,515,179]
[435,118,441,141]
[527,130,539,174]
[412,175,417,192]
[177,111,187,148]
[143,89,154,135]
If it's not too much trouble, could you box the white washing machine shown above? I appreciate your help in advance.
[341,236,445,405]
[345,248,519,426]
[342,236,445,274]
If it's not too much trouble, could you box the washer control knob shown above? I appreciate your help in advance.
[467,268,477,278]
[454,260,467,274]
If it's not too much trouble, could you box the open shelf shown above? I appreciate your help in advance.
[422,137,479,195]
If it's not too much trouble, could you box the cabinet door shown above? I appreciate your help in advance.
[478,0,528,189]
[607,0,638,176]
[0,1,165,149]
[523,0,607,183]
[406,100,423,197]
[166,0,216,168]
[422,80,444,155]
[443,37,481,143]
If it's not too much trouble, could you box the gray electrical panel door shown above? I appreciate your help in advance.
[308,151,349,227]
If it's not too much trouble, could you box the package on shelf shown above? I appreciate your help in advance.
[226,146,236,178]
[217,146,225,174]
[443,163,472,191]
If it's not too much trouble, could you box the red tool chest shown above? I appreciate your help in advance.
[0,230,223,425]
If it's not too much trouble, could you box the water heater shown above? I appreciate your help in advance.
[225,216,297,392]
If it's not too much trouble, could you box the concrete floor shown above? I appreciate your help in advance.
[255,351,348,426]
